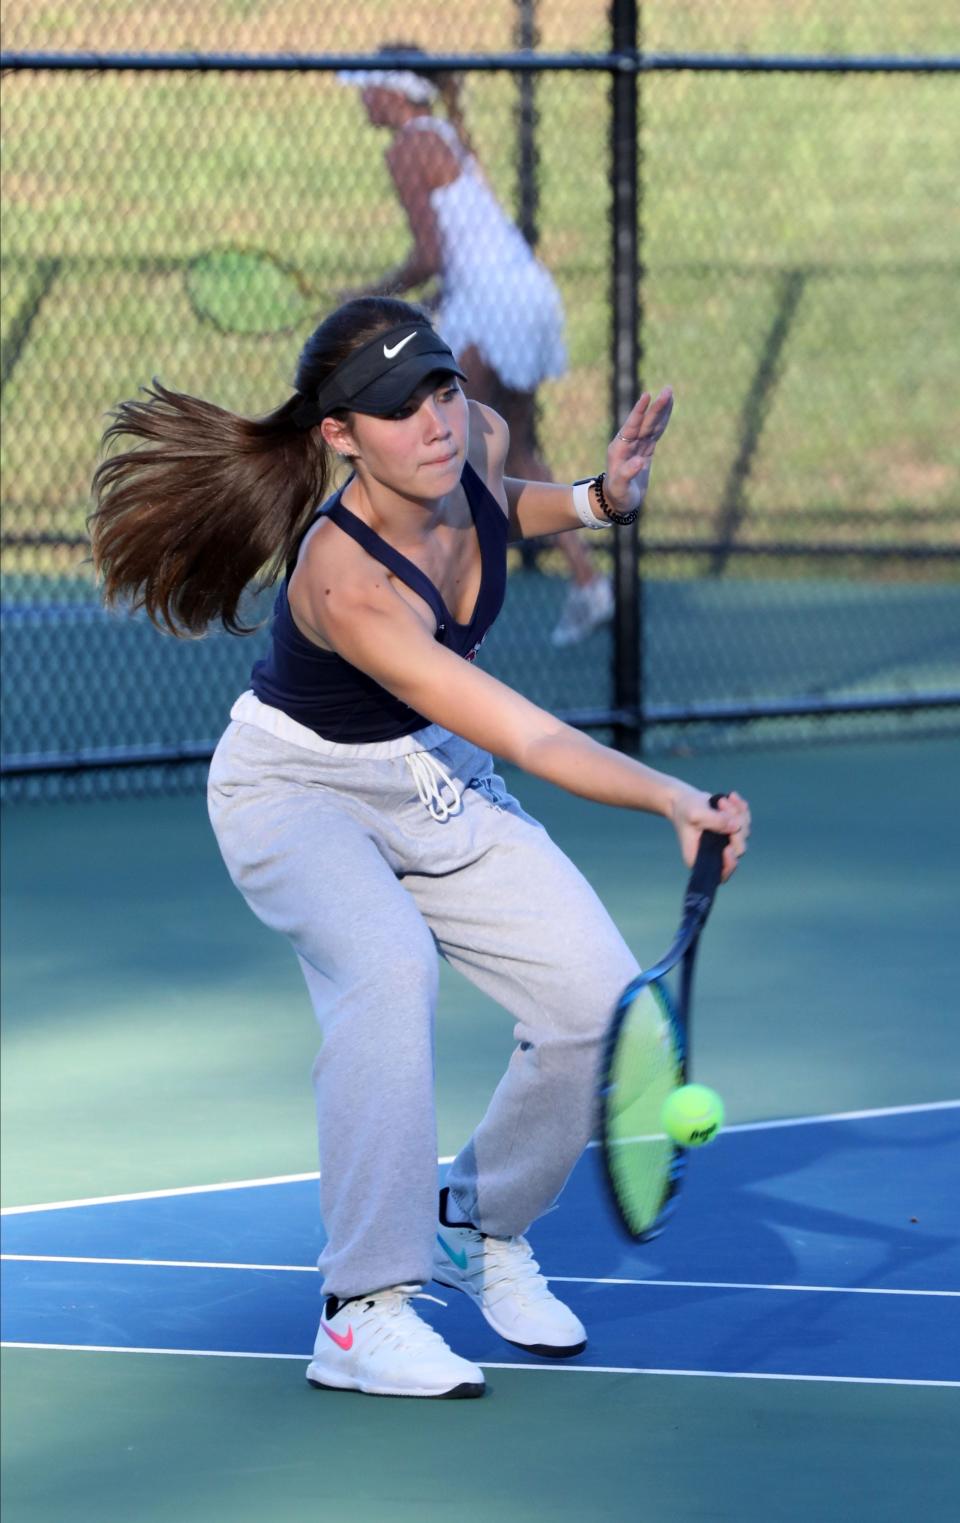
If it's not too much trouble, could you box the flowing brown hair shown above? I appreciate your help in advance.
[89,296,430,637]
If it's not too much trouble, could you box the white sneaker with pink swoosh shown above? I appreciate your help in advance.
[306,1283,485,1399]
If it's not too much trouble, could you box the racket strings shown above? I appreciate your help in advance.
[185,248,317,336]
[604,981,684,1237]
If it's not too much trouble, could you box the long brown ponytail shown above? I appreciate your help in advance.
[89,296,429,637]
[431,70,476,158]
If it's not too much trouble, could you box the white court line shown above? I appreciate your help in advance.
[0,1170,321,1217]
[0,1156,450,1217]
[1,1254,317,1273]
[549,1275,959,1298]
[2,1099,957,1217]
[3,1255,955,1298]
[1,1341,956,1388]
[684,1097,960,1136]
[584,1096,960,1143]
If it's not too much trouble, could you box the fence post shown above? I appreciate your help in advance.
[609,0,642,752]
[515,0,542,573]
[515,0,540,248]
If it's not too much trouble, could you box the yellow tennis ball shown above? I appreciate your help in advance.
[661,1084,725,1147]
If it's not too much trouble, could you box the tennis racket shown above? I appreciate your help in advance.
[597,795,728,1242]
[184,247,337,336]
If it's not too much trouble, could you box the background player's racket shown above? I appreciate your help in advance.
[598,795,728,1241]
[184,246,440,337]
[184,247,334,336]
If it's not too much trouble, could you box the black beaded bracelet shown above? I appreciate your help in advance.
[594,471,639,526]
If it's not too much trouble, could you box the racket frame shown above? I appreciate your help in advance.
[597,802,728,1242]
[184,244,316,336]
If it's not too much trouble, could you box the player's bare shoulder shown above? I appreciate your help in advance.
[289,513,385,650]
[388,123,459,191]
[466,400,509,513]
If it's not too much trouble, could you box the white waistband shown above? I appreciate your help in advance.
[230,691,450,759]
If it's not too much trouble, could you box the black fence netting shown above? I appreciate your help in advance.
[2,2,958,801]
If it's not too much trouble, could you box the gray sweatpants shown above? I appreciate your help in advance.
[207,705,639,1299]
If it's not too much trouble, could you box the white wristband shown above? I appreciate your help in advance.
[572,477,609,530]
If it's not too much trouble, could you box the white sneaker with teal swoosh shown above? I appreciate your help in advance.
[433,1190,587,1358]
[306,1283,485,1399]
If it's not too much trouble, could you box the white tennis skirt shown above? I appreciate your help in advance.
[437,262,568,394]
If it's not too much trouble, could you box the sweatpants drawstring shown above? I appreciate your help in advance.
[404,751,462,822]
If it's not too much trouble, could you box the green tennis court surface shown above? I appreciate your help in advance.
[3,735,958,1521]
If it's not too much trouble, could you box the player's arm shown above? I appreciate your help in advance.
[464,399,510,510]
[352,134,452,297]
[294,557,748,876]
[504,387,675,540]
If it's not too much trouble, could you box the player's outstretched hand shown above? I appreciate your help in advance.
[603,387,675,516]
[669,786,751,883]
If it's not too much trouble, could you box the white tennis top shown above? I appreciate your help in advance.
[403,116,567,393]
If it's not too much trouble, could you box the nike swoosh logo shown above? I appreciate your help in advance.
[436,1233,469,1271]
[319,1320,354,1351]
[383,332,417,359]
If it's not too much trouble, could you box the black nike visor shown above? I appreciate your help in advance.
[301,323,467,423]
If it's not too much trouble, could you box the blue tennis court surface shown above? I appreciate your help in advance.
[3,1103,958,1386]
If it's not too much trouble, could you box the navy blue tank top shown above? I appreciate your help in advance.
[250,460,508,742]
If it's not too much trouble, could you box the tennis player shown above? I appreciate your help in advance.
[90,295,750,1400]
[338,51,615,648]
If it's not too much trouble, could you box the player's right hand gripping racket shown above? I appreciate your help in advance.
[597,797,728,1241]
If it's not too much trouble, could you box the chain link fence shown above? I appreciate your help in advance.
[2,3,958,800]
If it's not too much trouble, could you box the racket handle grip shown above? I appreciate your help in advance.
[687,792,728,900]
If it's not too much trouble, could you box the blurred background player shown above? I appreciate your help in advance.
[337,51,615,648]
